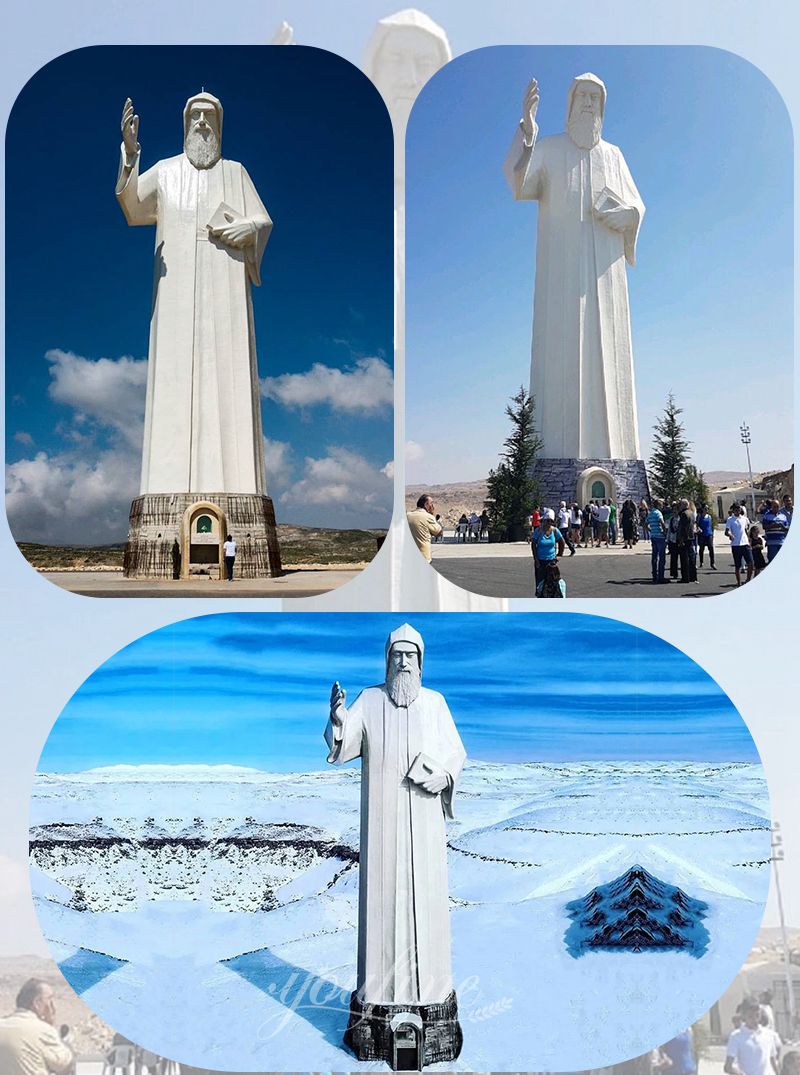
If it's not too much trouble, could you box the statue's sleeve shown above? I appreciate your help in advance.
[617,150,645,267]
[115,146,158,226]
[325,689,365,765]
[241,165,273,287]
[503,125,545,201]
[435,695,467,820]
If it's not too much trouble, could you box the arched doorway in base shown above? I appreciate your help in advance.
[577,466,617,506]
[180,501,227,580]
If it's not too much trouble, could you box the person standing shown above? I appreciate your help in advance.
[0,979,74,1075]
[677,499,698,583]
[582,502,594,548]
[531,515,566,596]
[609,499,618,545]
[725,996,779,1075]
[557,501,576,555]
[762,499,791,563]
[569,502,583,547]
[725,505,753,587]
[620,498,635,549]
[667,503,681,581]
[647,498,668,583]
[639,499,651,542]
[222,534,237,582]
[406,495,444,562]
[750,524,767,576]
[696,503,716,570]
[662,1028,696,1075]
[597,499,611,547]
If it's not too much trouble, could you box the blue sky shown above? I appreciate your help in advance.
[39,612,760,772]
[405,45,793,486]
[5,46,393,542]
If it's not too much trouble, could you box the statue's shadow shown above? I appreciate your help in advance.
[222,947,351,1051]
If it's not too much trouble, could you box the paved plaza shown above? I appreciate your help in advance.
[36,568,360,599]
[430,531,751,599]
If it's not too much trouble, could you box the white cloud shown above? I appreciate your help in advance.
[13,431,33,446]
[264,437,293,490]
[6,447,139,545]
[5,350,146,545]
[383,441,422,480]
[261,357,393,414]
[405,440,424,463]
[280,446,392,528]
[46,348,147,450]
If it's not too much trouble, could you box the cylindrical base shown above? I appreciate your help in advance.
[343,989,463,1069]
[123,493,282,579]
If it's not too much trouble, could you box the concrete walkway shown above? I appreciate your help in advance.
[37,568,359,599]
[430,533,754,599]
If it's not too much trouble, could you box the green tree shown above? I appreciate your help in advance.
[682,464,713,515]
[486,386,543,540]
[650,393,691,505]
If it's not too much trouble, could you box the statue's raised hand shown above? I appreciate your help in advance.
[520,78,539,144]
[330,681,346,727]
[121,98,140,158]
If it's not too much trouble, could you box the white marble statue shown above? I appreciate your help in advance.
[325,623,466,1004]
[270,20,295,44]
[505,73,645,461]
[364,9,451,189]
[116,92,271,495]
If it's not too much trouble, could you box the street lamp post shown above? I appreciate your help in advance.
[740,422,756,518]
[772,822,796,1038]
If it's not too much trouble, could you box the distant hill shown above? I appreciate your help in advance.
[408,467,793,524]
[405,480,489,527]
[17,525,386,571]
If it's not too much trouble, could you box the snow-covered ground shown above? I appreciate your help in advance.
[31,761,770,1071]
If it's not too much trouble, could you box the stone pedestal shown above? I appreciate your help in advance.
[533,457,650,509]
[343,989,463,1069]
[123,493,282,580]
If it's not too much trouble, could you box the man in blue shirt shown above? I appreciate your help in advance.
[662,1028,696,1075]
[762,499,790,563]
[696,503,716,570]
[646,498,667,583]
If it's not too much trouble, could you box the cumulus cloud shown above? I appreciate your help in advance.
[261,357,393,414]
[45,348,147,449]
[264,437,293,490]
[6,447,139,545]
[279,446,392,528]
[382,441,422,480]
[5,350,146,545]
[13,431,34,446]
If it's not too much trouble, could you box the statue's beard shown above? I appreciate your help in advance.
[567,110,602,150]
[386,666,421,708]
[185,127,221,169]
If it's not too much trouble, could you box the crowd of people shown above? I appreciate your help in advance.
[722,991,797,1075]
[453,510,491,542]
[528,493,792,596]
[406,490,793,593]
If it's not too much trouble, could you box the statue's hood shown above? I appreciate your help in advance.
[183,90,223,138]
[363,8,451,82]
[566,72,606,123]
[385,622,424,673]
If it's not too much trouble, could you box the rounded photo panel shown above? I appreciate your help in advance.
[30,613,769,1070]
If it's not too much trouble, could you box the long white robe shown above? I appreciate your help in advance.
[116,149,271,495]
[506,129,645,461]
[325,685,466,1005]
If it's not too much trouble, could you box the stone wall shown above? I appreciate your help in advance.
[123,493,282,579]
[533,458,650,508]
